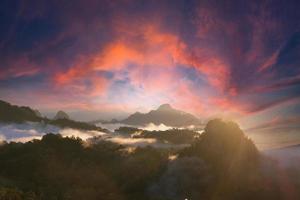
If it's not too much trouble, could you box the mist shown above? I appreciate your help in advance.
[0,122,106,143]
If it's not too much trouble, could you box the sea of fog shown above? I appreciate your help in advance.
[1,121,300,168]
[0,122,191,148]
[0,122,107,142]
[95,122,197,132]
[1,122,300,152]
[246,128,300,150]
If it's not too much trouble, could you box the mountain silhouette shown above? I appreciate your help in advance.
[54,110,70,120]
[121,104,202,127]
[0,100,108,132]
[0,100,42,123]
[157,103,173,110]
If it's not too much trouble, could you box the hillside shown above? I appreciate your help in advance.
[0,100,42,123]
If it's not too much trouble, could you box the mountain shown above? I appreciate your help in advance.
[91,118,120,124]
[121,104,202,127]
[0,100,108,132]
[0,100,42,123]
[34,109,42,118]
[50,118,108,132]
[54,110,70,120]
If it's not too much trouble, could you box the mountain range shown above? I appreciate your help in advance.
[0,100,202,128]
[95,104,202,127]
[0,100,107,132]
[0,100,41,123]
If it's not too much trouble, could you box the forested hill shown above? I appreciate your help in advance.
[0,100,41,123]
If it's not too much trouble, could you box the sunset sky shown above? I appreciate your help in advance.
[0,0,299,129]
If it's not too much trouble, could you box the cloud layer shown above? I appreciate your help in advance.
[0,0,299,126]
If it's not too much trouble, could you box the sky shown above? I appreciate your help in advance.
[0,0,300,129]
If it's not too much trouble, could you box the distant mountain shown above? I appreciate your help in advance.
[50,118,108,132]
[121,104,202,127]
[115,126,198,144]
[91,118,120,125]
[54,110,70,120]
[0,100,42,123]
[0,100,109,132]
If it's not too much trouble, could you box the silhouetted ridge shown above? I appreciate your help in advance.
[54,110,70,120]
[115,126,198,144]
[181,119,259,170]
[0,100,42,122]
[0,100,108,132]
[157,103,173,110]
[121,104,202,127]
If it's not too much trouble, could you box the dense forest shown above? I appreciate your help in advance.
[0,119,300,200]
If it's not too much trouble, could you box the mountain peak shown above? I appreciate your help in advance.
[54,110,70,120]
[157,104,173,111]
[121,103,201,127]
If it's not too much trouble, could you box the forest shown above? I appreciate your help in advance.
[1,119,300,200]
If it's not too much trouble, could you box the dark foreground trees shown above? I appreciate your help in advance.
[0,119,299,200]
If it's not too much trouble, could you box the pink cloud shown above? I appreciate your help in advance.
[258,49,281,72]
[0,56,40,80]
[247,115,300,131]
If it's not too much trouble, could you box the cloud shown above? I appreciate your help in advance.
[252,76,300,93]
[12,136,42,143]
[0,56,40,80]
[0,0,299,122]
[0,122,106,142]
[245,96,300,114]
[258,49,281,72]
[107,137,156,147]
[59,128,106,140]
[141,123,173,131]
[247,116,300,132]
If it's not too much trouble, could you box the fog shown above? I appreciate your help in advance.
[263,145,300,168]
[59,128,106,140]
[0,122,60,142]
[96,123,130,132]
[96,122,175,132]
[0,121,292,149]
[0,122,106,143]
[0,122,190,148]
[107,137,157,147]
[2,121,300,167]
[142,123,173,131]
[246,127,300,150]
[148,157,212,200]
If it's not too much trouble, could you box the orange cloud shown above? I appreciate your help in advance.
[54,18,232,97]
[172,82,204,114]
[51,20,237,117]
[174,45,231,92]
[53,23,184,96]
